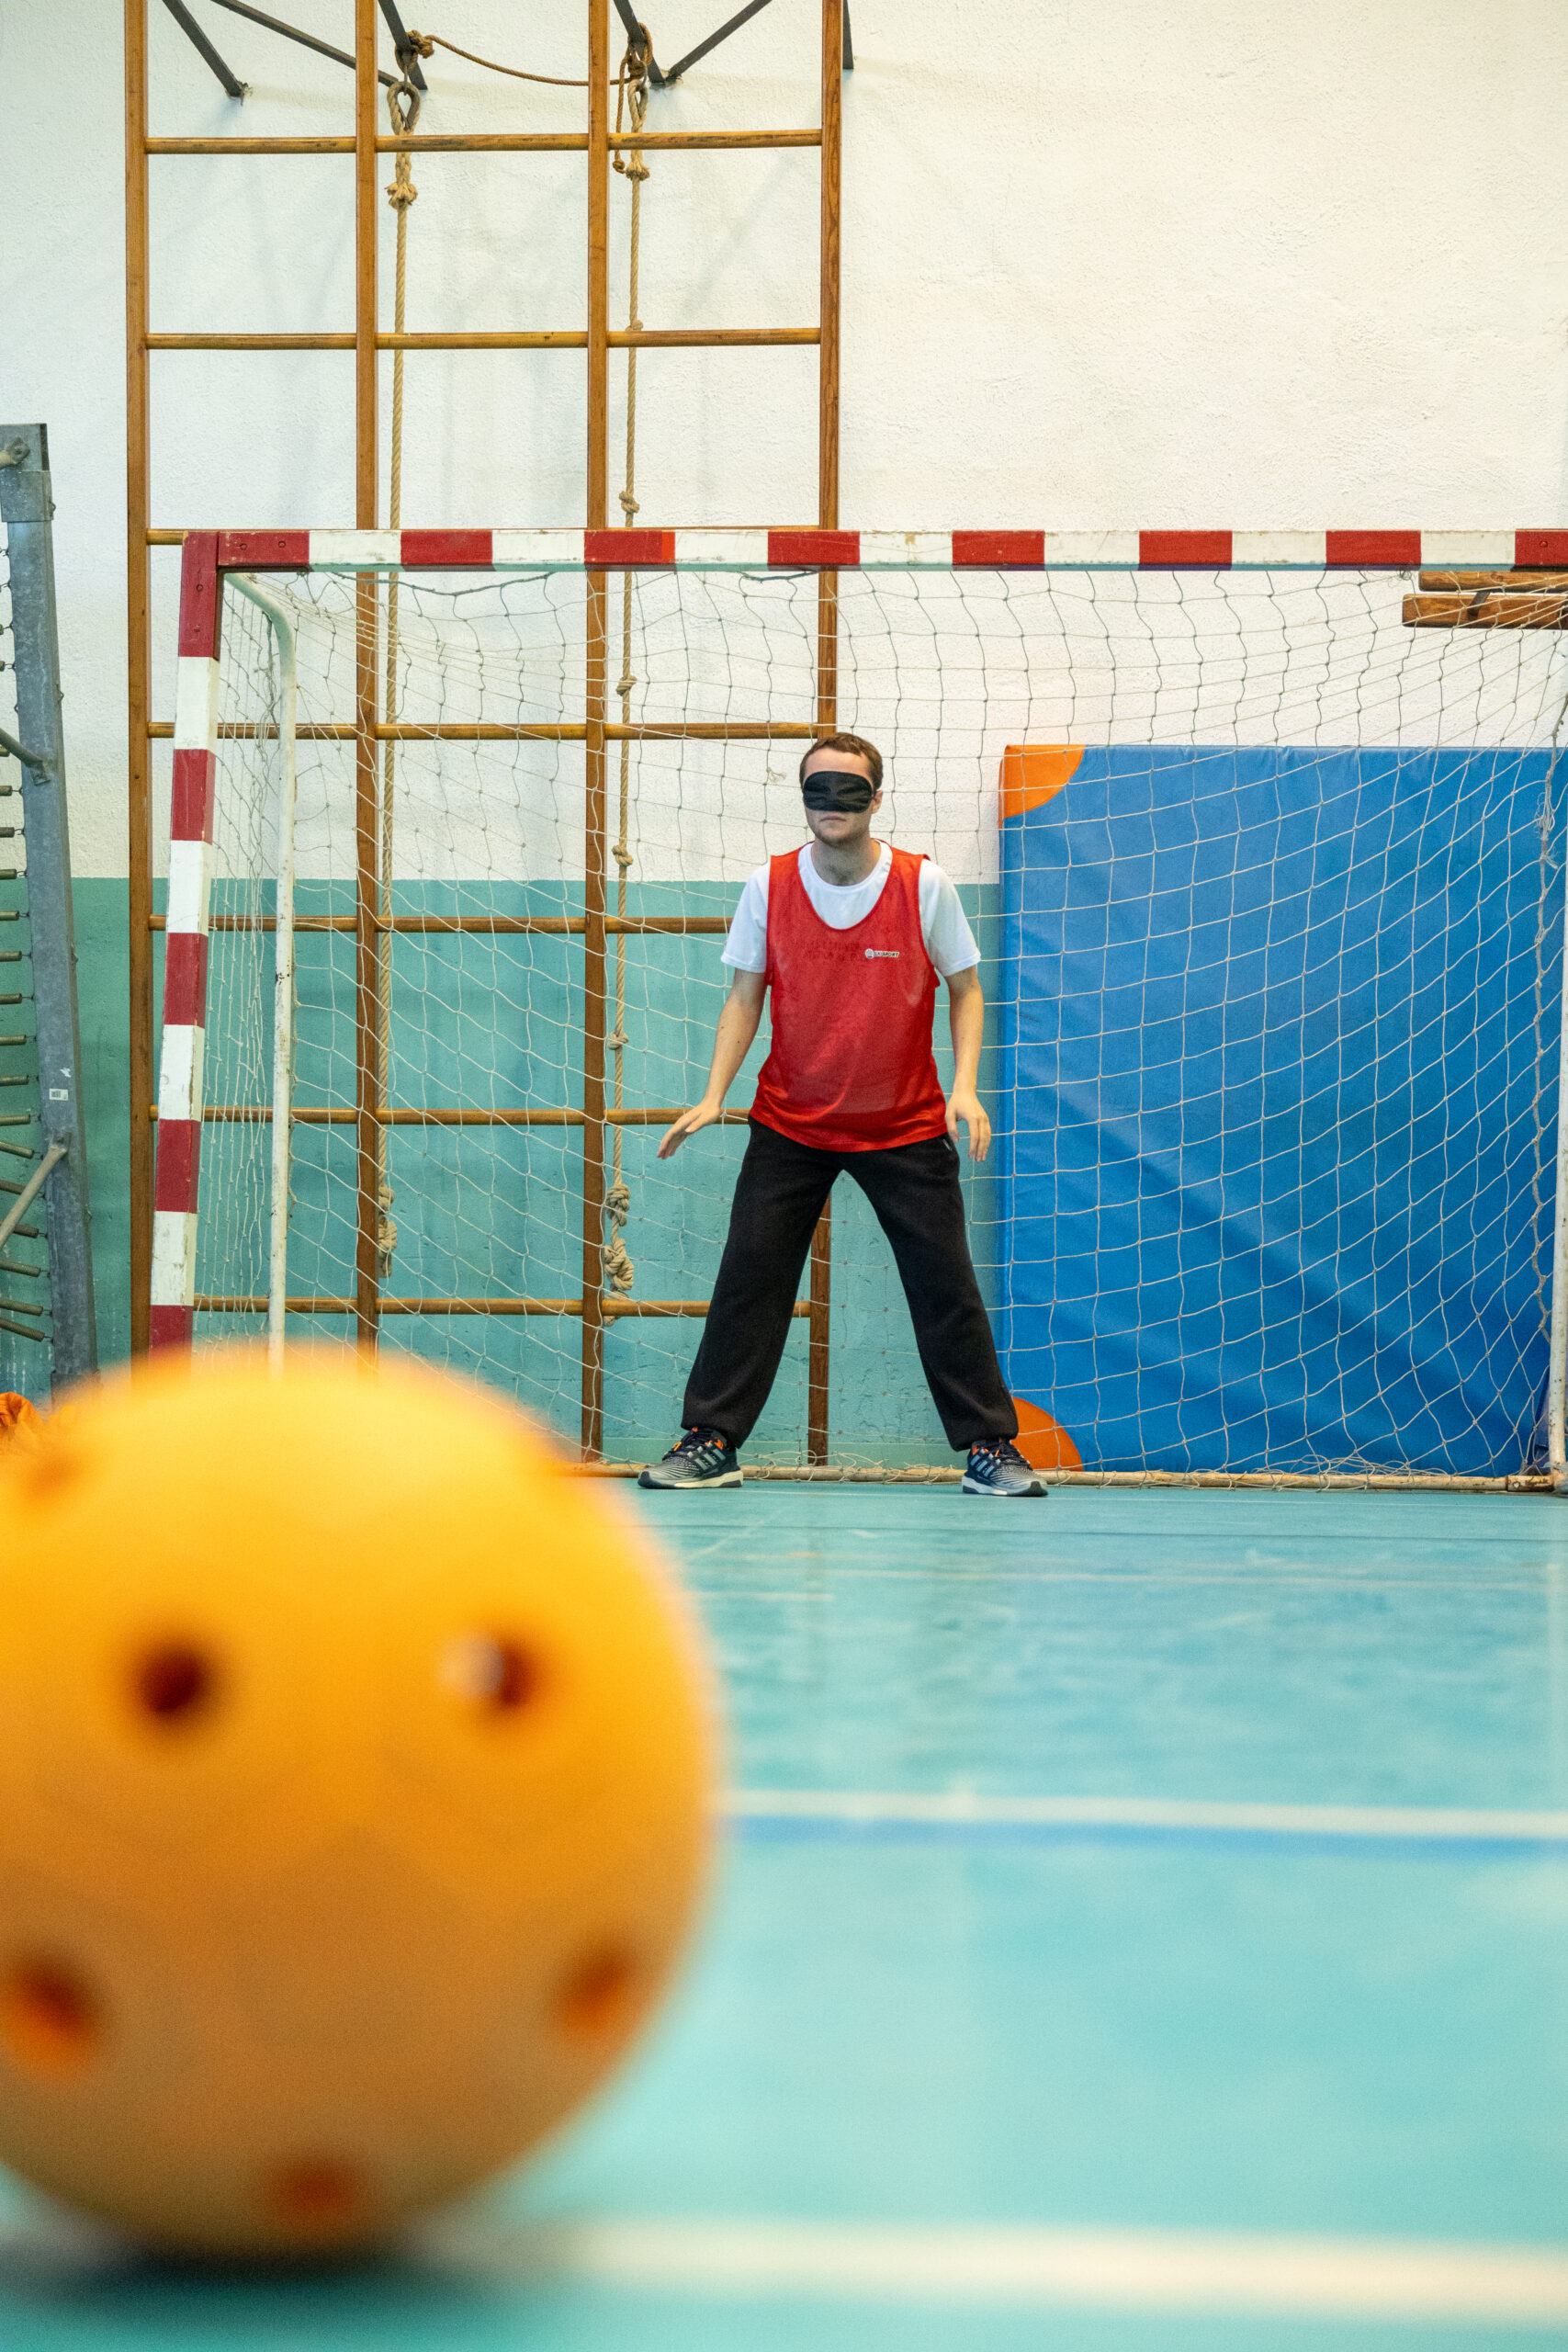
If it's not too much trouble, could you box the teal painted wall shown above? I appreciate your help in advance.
[63,881,1002,1468]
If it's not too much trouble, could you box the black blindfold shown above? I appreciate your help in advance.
[802,769,876,813]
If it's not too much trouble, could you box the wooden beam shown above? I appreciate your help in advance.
[190,1294,806,1317]
[354,2,378,526]
[587,0,609,533]
[145,129,821,154]
[818,0,842,539]
[1419,571,1568,592]
[152,917,582,937]
[126,0,153,1356]
[1404,591,1568,629]
[353,0,381,1354]
[807,0,844,1468]
[149,914,731,936]
[147,718,827,742]
[145,328,818,349]
[154,1103,753,1126]
[582,0,611,1461]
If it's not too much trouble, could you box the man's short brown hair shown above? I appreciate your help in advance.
[799,731,883,792]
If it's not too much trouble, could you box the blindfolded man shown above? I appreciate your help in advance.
[640,732,1043,1498]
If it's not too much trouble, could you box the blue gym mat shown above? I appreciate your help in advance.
[995,746,1563,1476]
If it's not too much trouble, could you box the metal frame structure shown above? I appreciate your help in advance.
[126,0,846,1460]
[0,425,98,1392]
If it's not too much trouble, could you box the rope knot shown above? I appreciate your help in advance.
[603,1178,635,1292]
[614,26,652,177]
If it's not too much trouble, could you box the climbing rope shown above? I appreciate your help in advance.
[602,30,653,1297]
[376,73,422,1279]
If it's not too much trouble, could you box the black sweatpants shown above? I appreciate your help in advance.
[682,1116,1018,1453]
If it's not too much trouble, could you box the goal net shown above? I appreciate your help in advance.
[153,536,1568,1484]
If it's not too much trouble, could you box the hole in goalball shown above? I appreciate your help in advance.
[0,1956,104,2075]
[439,1633,544,1718]
[130,1640,221,1727]
[264,2156,367,2233]
[556,1944,643,2042]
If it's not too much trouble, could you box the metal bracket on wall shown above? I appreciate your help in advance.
[159,0,413,93]
[0,424,98,1393]
[164,0,840,97]
[157,0,248,97]
[613,0,852,86]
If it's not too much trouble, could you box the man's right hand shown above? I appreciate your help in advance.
[657,1101,725,1159]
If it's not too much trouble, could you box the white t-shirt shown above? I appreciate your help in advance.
[721,843,980,978]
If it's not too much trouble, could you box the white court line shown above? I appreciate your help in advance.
[420,2217,1568,2324]
[726,1789,1568,1843]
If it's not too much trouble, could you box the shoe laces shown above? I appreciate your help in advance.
[970,1438,1025,1465]
[672,1425,731,1460]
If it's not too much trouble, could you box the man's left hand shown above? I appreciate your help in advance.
[946,1090,991,1162]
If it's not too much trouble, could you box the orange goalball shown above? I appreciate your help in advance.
[0,1351,716,2255]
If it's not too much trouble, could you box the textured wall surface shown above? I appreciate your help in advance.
[5,0,1568,876]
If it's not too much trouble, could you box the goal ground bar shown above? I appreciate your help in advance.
[191,527,1568,572]
[574,1464,1554,1492]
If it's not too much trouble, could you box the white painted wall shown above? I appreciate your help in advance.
[4,0,1568,874]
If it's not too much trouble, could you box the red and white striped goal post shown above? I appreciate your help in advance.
[149,522,1565,1348]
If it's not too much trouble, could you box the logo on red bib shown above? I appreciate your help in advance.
[864,948,900,959]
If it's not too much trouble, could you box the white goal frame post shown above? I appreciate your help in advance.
[149,525,1568,1488]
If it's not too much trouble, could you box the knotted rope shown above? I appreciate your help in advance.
[601,32,652,1297]
[404,28,642,90]
[376,74,422,1278]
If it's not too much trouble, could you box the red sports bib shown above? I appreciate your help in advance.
[749,846,951,1152]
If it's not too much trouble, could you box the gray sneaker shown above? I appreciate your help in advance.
[638,1426,743,1489]
[962,1438,1047,1497]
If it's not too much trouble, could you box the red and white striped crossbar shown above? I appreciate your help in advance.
[206,527,1568,572]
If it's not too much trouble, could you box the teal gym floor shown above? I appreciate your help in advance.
[1,1484,1566,2347]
